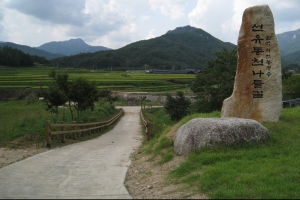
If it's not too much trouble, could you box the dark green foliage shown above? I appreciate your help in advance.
[164,91,191,120]
[0,42,63,59]
[0,46,34,67]
[282,66,293,79]
[40,71,99,121]
[98,88,116,102]
[40,73,69,123]
[31,55,50,65]
[49,26,236,70]
[69,77,99,118]
[283,74,300,99]
[191,47,237,113]
[287,63,300,73]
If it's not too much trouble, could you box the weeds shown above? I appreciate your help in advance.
[0,100,120,147]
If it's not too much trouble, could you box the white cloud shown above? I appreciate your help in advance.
[149,0,187,20]
[140,15,151,21]
[188,0,236,43]
[146,29,156,40]
[188,0,213,24]
[1,0,300,49]
[88,22,139,49]
[292,22,300,30]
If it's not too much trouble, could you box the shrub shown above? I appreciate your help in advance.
[164,91,191,120]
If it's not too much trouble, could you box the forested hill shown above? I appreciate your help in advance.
[277,28,300,56]
[50,26,236,70]
[38,38,110,56]
[0,42,64,60]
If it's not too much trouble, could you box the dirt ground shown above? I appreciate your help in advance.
[0,145,48,169]
[0,124,207,199]
[125,123,207,199]
[0,135,48,169]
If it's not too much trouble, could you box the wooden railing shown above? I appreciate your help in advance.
[140,107,151,141]
[46,109,123,148]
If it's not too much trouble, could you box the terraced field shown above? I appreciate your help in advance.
[0,66,196,92]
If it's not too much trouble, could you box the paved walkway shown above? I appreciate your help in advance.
[0,106,142,199]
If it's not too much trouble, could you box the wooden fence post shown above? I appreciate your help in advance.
[146,120,151,141]
[88,121,91,135]
[73,121,76,140]
[81,121,84,137]
[60,121,65,143]
[46,120,51,148]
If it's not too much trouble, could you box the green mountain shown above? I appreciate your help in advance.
[277,28,300,56]
[0,42,63,59]
[50,26,236,70]
[282,50,300,63]
[38,38,110,56]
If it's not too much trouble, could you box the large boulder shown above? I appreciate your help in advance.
[174,118,269,155]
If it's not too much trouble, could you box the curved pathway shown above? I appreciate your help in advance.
[0,106,142,199]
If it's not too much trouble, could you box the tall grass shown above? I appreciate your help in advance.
[169,107,300,199]
[0,100,51,142]
[0,100,119,145]
[141,108,177,164]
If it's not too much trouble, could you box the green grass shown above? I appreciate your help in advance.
[168,107,300,199]
[141,107,177,164]
[0,100,51,142]
[0,100,120,146]
[138,107,300,198]
[0,66,195,92]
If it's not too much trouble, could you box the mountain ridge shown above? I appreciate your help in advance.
[50,25,236,70]
[37,38,110,56]
[0,42,64,59]
[277,28,300,56]
[1,26,299,69]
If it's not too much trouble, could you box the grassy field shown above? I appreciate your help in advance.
[0,66,195,92]
[0,99,120,147]
[141,107,300,199]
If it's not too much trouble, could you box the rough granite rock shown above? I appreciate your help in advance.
[221,5,282,122]
[174,118,269,156]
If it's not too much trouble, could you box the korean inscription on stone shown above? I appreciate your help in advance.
[221,5,282,122]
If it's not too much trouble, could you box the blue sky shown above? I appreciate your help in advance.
[0,0,300,49]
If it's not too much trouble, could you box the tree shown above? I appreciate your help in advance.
[164,91,191,120]
[0,46,33,67]
[283,74,300,99]
[282,66,293,80]
[191,47,237,113]
[41,71,100,122]
[42,81,68,123]
[98,89,116,102]
[69,77,99,119]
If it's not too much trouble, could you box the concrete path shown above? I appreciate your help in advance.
[0,106,142,199]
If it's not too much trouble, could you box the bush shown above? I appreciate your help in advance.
[164,91,191,120]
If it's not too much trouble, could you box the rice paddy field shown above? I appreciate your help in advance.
[0,66,196,92]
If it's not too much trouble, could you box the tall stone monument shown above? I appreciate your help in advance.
[221,5,282,122]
